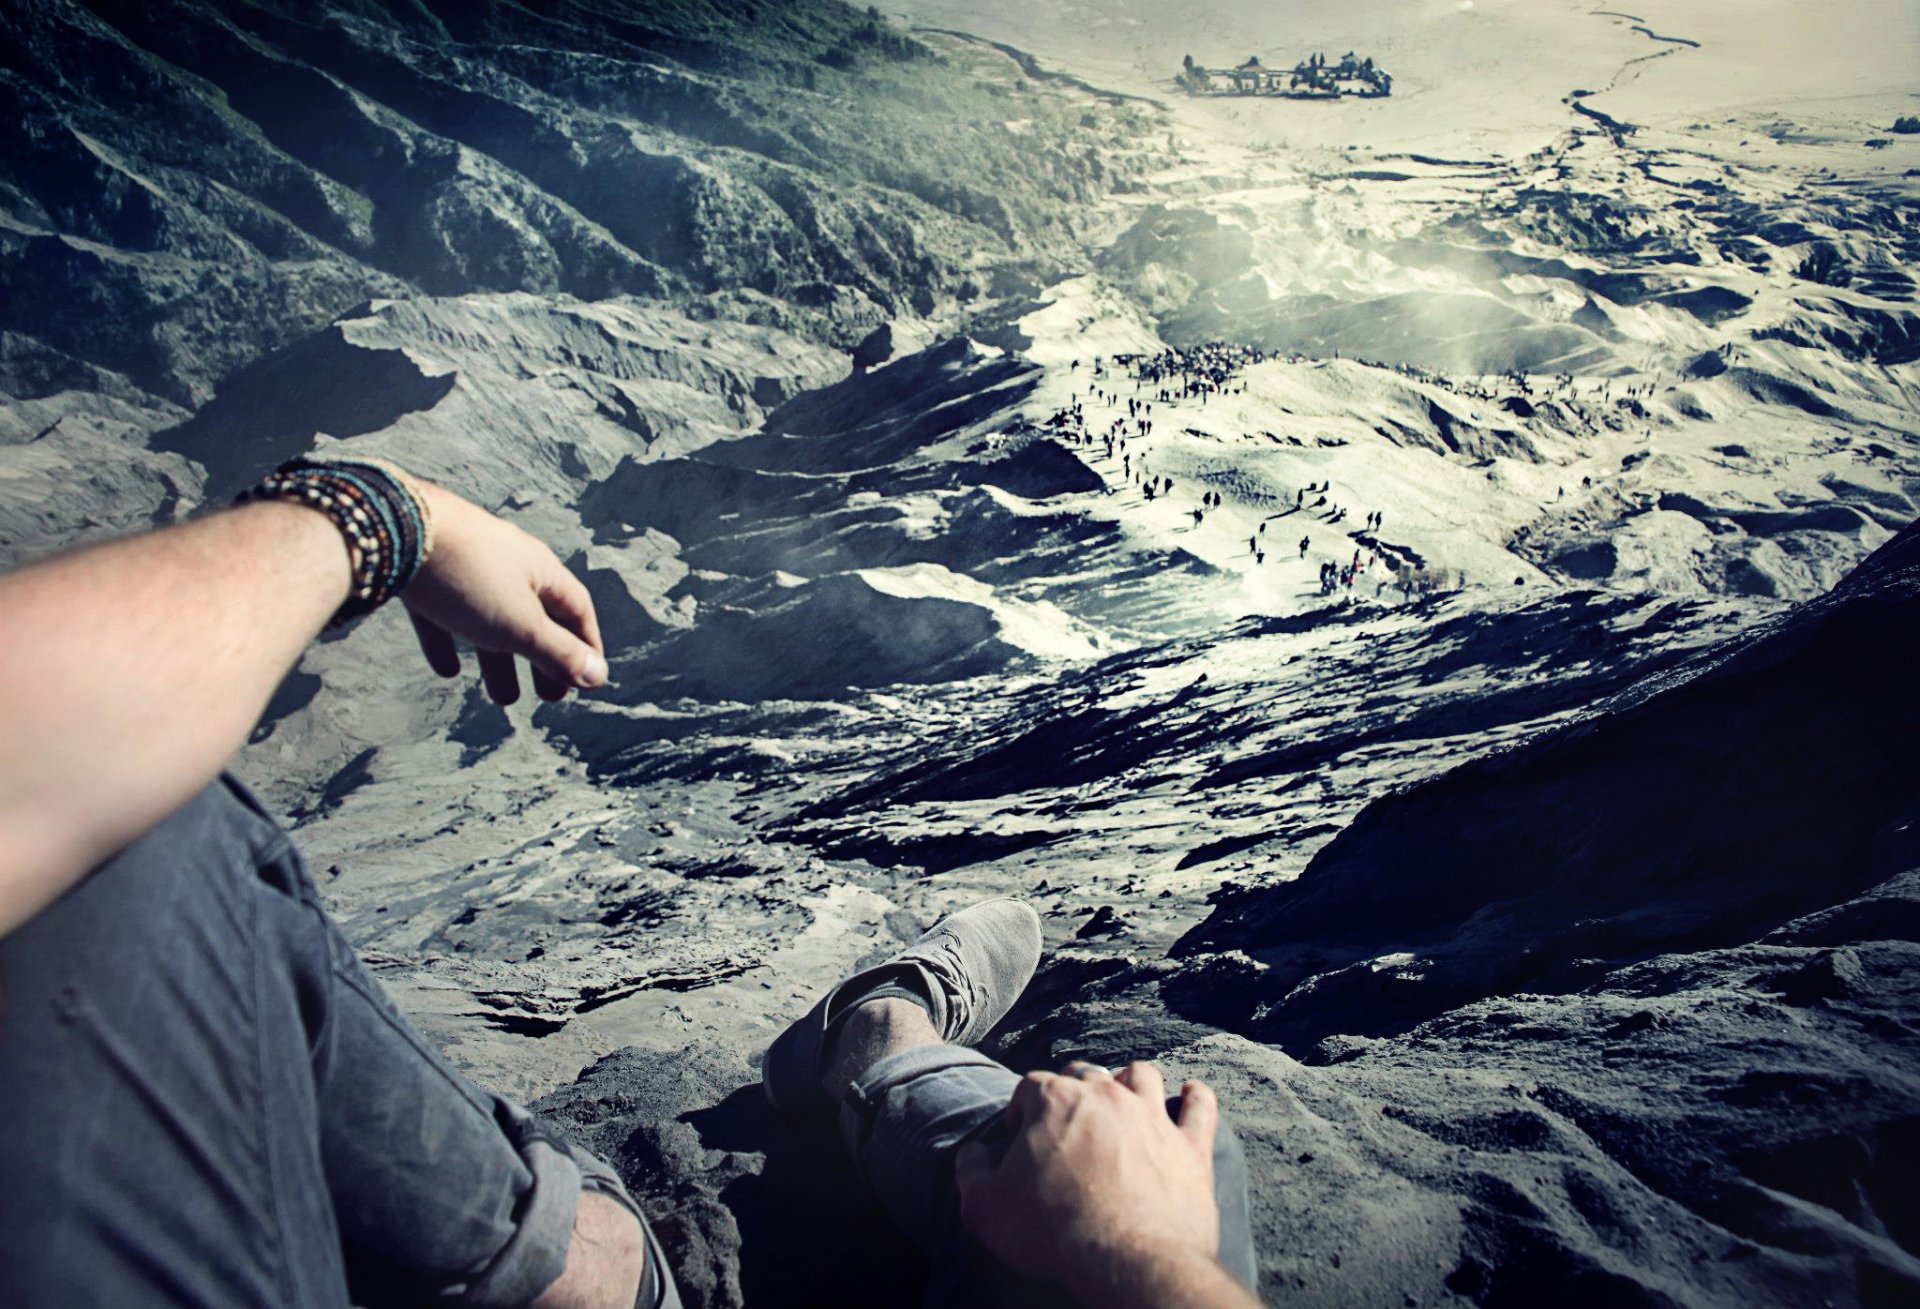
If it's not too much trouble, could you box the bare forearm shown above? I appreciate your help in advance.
[1076,1248,1264,1309]
[0,501,349,934]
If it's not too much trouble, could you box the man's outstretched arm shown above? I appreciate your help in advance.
[0,479,607,937]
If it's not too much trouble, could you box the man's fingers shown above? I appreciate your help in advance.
[1010,1070,1054,1114]
[478,650,521,705]
[1007,1070,1058,1128]
[531,666,569,703]
[408,610,462,678]
[541,567,605,659]
[1177,1079,1220,1154]
[523,616,609,693]
[1117,1061,1166,1106]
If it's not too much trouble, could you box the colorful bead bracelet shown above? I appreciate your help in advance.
[238,454,435,628]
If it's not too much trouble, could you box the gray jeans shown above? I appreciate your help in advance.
[843,1045,1259,1308]
[0,776,672,1308]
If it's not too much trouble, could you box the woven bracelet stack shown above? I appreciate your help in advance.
[238,454,436,628]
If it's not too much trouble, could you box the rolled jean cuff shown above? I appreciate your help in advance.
[457,1110,582,1309]
[840,1045,1012,1140]
[564,1136,640,1220]
[495,1101,683,1309]
[556,1139,683,1309]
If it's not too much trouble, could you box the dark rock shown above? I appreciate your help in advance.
[535,1045,926,1309]
[850,322,894,371]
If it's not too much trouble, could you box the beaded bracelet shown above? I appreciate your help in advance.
[238,454,435,628]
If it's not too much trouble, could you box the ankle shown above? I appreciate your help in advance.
[821,997,941,1101]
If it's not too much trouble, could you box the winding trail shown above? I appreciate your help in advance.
[1631,25,1701,48]
[1570,3,1705,136]
[1591,5,1699,46]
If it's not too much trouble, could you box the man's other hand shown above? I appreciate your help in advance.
[402,483,608,705]
[956,1062,1251,1308]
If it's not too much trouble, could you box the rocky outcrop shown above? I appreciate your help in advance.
[0,0,1163,408]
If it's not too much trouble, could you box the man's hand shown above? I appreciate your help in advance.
[955,1062,1260,1309]
[402,482,607,705]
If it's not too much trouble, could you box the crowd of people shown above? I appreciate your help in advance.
[1032,334,1692,609]
[1318,546,1382,595]
[1106,343,1269,407]
[1034,344,1425,607]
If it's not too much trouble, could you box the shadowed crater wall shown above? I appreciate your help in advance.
[1175,521,1920,1049]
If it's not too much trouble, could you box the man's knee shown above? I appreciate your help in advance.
[529,1190,648,1309]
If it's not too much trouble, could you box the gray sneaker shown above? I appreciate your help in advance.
[760,898,1043,1115]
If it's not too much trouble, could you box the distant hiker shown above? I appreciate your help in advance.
[1300,536,1311,558]
[1193,508,1205,525]
[0,457,1262,1309]
[1258,521,1266,536]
